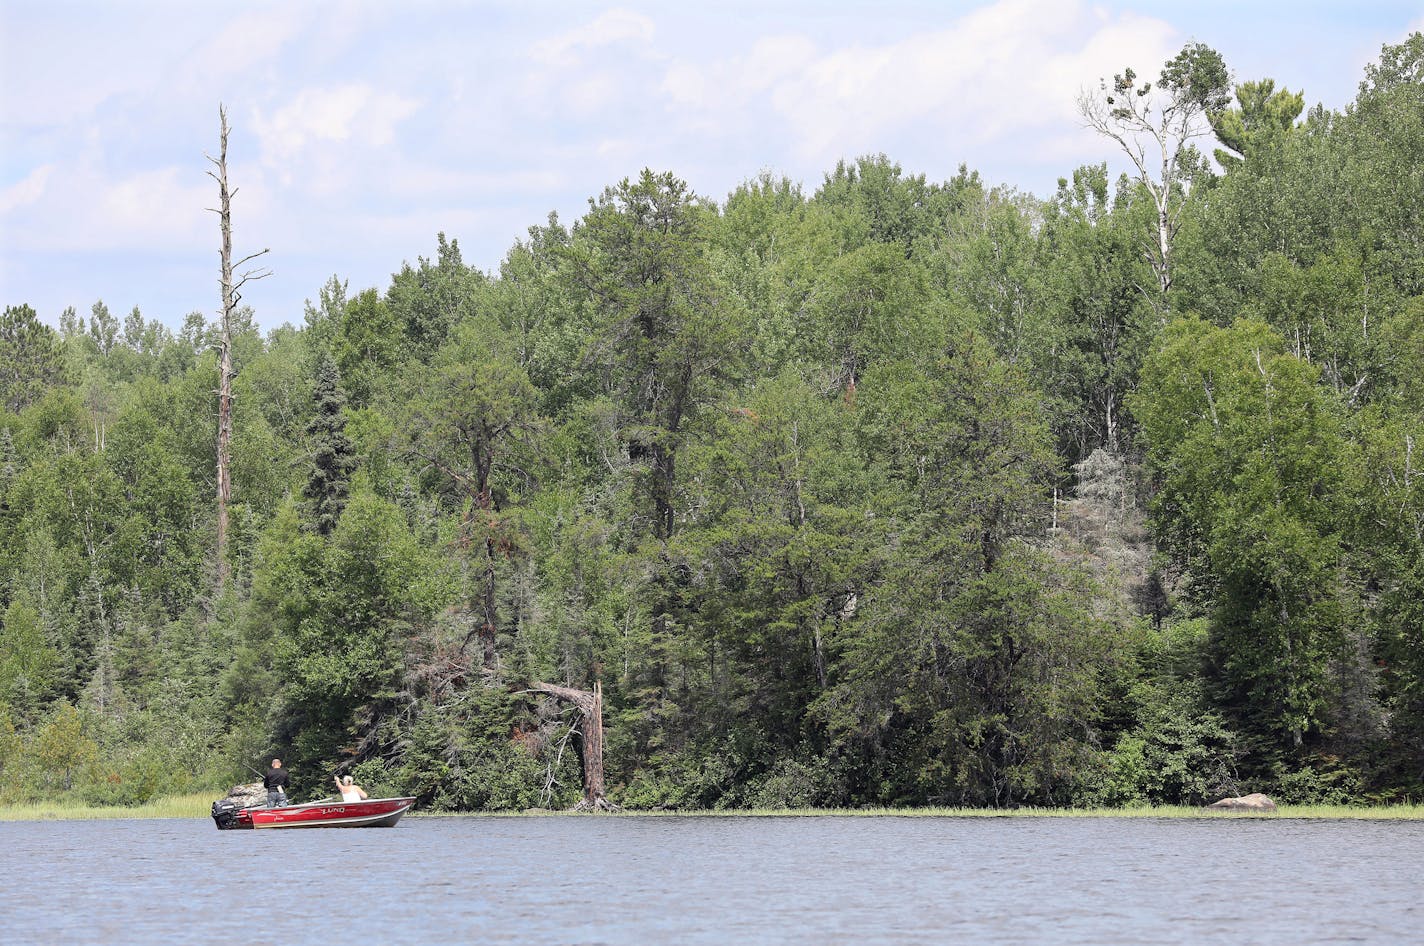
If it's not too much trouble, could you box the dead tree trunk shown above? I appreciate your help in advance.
[210,109,235,593]
[205,104,269,594]
[527,680,616,811]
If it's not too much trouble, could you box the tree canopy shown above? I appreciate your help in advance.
[1,33,1421,810]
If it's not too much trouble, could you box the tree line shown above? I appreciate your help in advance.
[0,34,1421,809]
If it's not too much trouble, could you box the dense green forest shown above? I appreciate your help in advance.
[1,36,1421,810]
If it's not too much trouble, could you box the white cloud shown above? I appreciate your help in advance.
[101,168,212,242]
[1,6,308,131]
[0,165,53,214]
[662,34,816,110]
[382,166,567,200]
[1,164,212,254]
[252,85,422,165]
[174,6,308,86]
[516,9,670,126]
[657,0,1178,166]
[530,8,656,65]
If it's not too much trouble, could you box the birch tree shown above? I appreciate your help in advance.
[1078,42,1230,316]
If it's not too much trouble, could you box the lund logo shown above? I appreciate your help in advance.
[318,807,347,814]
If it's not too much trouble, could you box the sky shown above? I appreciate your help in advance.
[2,0,1421,332]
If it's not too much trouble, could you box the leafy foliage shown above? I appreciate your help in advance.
[1,34,1422,809]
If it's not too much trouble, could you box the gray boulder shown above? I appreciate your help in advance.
[1205,792,1278,812]
[223,781,268,808]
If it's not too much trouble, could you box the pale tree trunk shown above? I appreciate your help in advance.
[212,110,234,592]
[527,681,616,811]
[1156,194,1173,303]
[205,104,268,595]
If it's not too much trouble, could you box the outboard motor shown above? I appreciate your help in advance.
[211,798,248,830]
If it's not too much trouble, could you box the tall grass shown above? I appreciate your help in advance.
[0,792,215,822]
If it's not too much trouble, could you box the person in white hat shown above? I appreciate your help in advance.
[333,773,368,802]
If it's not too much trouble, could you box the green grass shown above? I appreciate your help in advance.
[5,795,1424,821]
[0,792,216,822]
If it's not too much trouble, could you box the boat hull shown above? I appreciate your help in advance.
[215,797,416,829]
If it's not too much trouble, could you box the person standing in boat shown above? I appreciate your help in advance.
[263,758,290,807]
[333,774,368,802]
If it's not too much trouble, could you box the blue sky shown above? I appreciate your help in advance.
[2,1,1421,331]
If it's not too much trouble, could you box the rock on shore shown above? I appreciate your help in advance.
[224,782,267,807]
[1205,792,1278,812]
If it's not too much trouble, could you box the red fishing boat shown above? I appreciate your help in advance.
[211,796,416,829]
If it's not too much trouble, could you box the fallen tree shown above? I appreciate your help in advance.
[523,680,617,811]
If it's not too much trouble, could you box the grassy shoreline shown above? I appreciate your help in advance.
[427,804,1424,820]
[5,796,1424,822]
[0,792,218,822]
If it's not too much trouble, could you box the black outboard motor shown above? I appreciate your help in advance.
[211,798,249,830]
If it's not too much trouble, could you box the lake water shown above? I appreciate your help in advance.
[3,814,1420,944]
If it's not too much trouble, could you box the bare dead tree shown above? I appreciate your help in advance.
[524,680,617,811]
[205,104,270,593]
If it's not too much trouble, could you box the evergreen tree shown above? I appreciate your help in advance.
[5,34,1424,809]
[303,355,356,536]
[0,305,66,413]
[1210,79,1304,169]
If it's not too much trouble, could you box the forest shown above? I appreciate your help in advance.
[0,35,1421,810]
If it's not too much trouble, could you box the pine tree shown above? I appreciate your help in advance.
[0,426,16,495]
[0,304,66,412]
[1210,79,1304,169]
[304,355,357,536]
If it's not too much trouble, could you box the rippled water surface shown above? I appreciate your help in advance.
[4,815,1421,944]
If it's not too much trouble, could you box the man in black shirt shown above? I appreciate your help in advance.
[263,758,290,807]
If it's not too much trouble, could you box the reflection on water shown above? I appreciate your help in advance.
[3,815,1421,944]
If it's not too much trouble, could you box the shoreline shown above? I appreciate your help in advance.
[428,804,1424,820]
[4,796,1424,822]
[0,793,219,822]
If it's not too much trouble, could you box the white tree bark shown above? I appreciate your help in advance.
[1077,74,1215,319]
